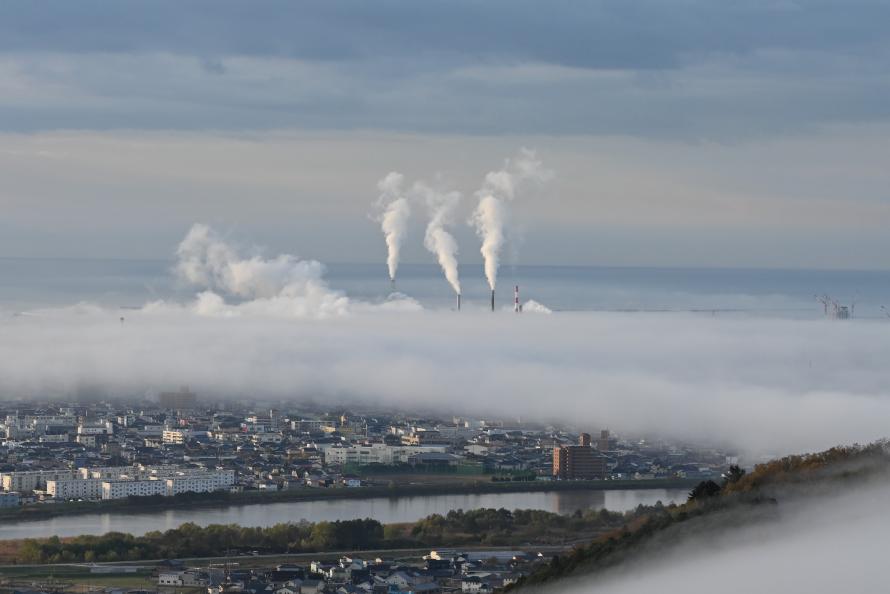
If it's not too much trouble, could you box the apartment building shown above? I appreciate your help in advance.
[1,469,78,493]
[324,443,447,466]
[162,429,189,444]
[553,436,608,480]
[165,470,234,496]
[46,478,103,500]
[101,479,167,500]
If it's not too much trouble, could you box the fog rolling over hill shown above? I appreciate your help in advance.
[515,445,890,593]
[554,482,888,593]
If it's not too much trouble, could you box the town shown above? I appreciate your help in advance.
[0,388,734,508]
[1,547,564,594]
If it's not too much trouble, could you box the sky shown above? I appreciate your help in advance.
[1,1,890,268]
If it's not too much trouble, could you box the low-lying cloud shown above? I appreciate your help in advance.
[553,475,890,593]
[3,299,890,457]
[1,224,888,457]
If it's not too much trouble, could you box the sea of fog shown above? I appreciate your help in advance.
[2,254,890,456]
[0,258,886,318]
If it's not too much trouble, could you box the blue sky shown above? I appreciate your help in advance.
[1,1,889,267]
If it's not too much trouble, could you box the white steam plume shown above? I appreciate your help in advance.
[470,149,551,290]
[172,223,352,318]
[375,172,411,283]
[167,223,420,318]
[417,183,462,295]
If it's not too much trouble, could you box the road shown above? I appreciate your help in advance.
[0,544,580,571]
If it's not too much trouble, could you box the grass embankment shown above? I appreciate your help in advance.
[0,476,698,524]
[504,442,890,591]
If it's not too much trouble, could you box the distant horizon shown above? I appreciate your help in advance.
[2,254,890,275]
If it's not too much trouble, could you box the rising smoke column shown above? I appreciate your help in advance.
[417,183,462,296]
[470,149,550,291]
[375,172,411,283]
[172,223,352,318]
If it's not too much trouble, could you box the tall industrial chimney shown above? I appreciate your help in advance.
[514,285,521,313]
[457,293,461,311]
[490,289,495,312]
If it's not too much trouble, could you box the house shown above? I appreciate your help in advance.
[406,584,441,594]
[461,577,493,594]
[301,579,325,594]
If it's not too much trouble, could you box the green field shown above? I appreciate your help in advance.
[0,565,155,590]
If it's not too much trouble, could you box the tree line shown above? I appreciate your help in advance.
[12,505,648,564]
[15,518,386,564]
[506,441,890,591]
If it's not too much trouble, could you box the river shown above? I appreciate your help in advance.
[0,488,687,540]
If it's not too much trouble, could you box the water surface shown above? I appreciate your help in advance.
[0,488,686,540]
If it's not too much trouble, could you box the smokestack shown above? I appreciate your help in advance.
[457,293,461,311]
[514,285,520,313]
[491,289,495,312]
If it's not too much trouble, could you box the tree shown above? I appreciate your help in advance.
[687,480,721,502]
[722,464,746,486]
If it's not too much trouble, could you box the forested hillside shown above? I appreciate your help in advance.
[507,441,890,591]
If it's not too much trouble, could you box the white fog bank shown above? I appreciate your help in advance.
[1,306,889,457]
[554,478,890,594]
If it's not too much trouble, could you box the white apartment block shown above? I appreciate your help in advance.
[77,423,112,435]
[323,443,446,466]
[1,469,78,493]
[96,469,235,500]
[5,465,236,500]
[165,470,235,496]
[76,434,97,447]
[139,464,188,478]
[46,478,103,500]
[79,466,136,480]
[101,479,167,500]
[251,433,283,445]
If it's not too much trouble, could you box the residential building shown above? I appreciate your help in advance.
[324,443,447,466]
[101,479,167,500]
[553,434,607,480]
[162,429,189,445]
[165,470,235,496]
[1,469,78,493]
[46,478,103,500]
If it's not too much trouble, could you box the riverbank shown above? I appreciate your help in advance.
[0,477,698,525]
[0,503,642,564]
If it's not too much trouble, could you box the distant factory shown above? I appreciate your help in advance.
[816,295,854,319]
